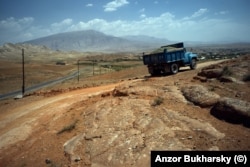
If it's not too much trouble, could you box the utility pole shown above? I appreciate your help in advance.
[77,60,80,82]
[92,60,95,76]
[22,49,25,97]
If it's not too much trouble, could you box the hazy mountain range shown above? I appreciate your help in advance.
[23,30,169,52]
[3,30,248,53]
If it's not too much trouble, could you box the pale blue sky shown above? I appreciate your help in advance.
[0,0,249,44]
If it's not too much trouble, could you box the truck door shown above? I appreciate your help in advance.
[183,52,191,64]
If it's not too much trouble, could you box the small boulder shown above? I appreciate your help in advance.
[211,97,250,127]
[220,76,236,83]
[182,85,220,107]
[193,76,207,82]
[198,69,222,79]
[112,88,129,97]
[63,134,84,162]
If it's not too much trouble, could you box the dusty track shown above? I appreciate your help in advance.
[0,84,120,149]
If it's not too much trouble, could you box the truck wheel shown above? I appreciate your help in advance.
[190,59,197,69]
[148,67,154,75]
[170,63,179,74]
[153,69,161,76]
[149,69,160,76]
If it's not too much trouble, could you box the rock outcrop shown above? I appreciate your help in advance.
[211,97,250,127]
[182,85,220,107]
[198,69,222,79]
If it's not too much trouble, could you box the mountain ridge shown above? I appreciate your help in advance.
[23,30,166,52]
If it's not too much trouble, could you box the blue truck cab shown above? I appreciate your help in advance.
[143,42,198,75]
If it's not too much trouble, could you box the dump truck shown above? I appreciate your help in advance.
[143,42,198,75]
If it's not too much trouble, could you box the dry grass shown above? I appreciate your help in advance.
[221,66,233,76]
[57,120,78,135]
[0,52,144,95]
[151,96,164,106]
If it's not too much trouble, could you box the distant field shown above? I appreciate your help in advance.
[0,60,75,94]
[0,52,144,94]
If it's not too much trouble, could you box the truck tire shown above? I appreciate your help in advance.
[148,67,154,75]
[149,68,160,76]
[170,63,179,74]
[152,69,161,76]
[190,59,197,70]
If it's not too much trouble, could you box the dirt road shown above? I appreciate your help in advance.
[0,59,249,167]
[0,83,120,149]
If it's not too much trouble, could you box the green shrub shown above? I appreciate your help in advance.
[208,85,216,92]
[222,66,233,76]
[151,97,164,106]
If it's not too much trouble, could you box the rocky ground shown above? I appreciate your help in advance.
[0,56,249,167]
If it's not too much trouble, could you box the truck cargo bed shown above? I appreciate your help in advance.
[143,49,185,65]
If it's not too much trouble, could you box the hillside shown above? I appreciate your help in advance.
[0,43,55,61]
[0,43,52,55]
[0,56,249,167]
[23,30,159,52]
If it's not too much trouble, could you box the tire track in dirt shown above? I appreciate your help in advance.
[0,83,120,150]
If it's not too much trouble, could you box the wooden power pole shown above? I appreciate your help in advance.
[22,49,25,97]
